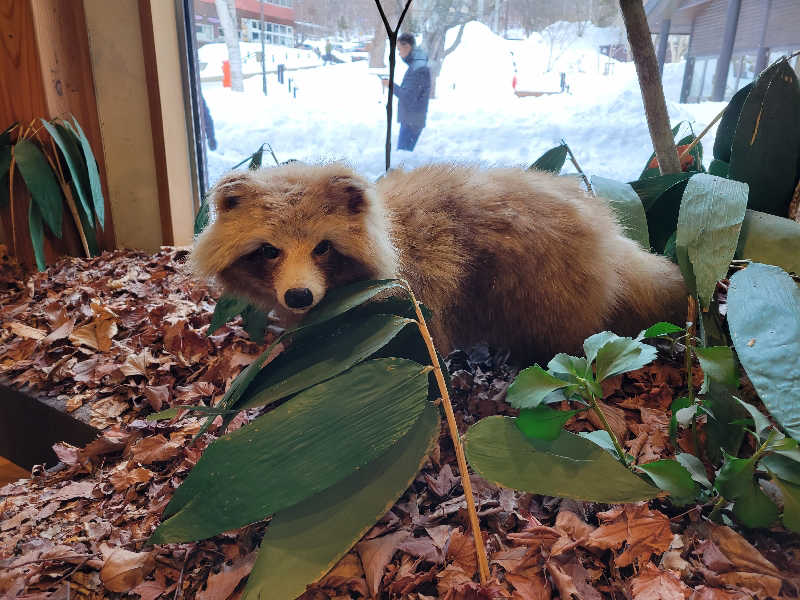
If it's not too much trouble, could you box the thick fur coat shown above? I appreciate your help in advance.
[192,162,687,365]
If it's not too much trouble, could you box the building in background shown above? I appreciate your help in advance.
[645,0,800,103]
[194,0,295,46]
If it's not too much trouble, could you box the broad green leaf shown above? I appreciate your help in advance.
[638,459,698,505]
[775,448,800,463]
[243,403,439,600]
[547,353,591,379]
[729,61,800,216]
[733,397,772,440]
[676,452,712,488]
[732,481,778,529]
[208,295,250,335]
[150,358,430,543]
[14,139,62,238]
[68,117,105,228]
[464,416,659,503]
[676,174,748,309]
[728,263,800,439]
[590,334,658,382]
[695,346,738,387]
[530,143,568,174]
[736,210,800,275]
[28,200,46,272]
[766,433,797,452]
[40,120,93,223]
[516,406,578,441]
[772,476,800,533]
[630,173,692,254]
[713,83,753,162]
[239,314,414,410]
[707,159,729,177]
[582,331,617,365]
[506,365,569,409]
[641,322,684,338]
[241,304,269,343]
[703,382,747,464]
[577,429,624,461]
[715,452,757,500]
[669,396,692,442]
[591,176,650,249]
[762,453,800,485]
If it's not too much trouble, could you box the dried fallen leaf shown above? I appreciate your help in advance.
[130,434,182,465]
[196,551,257,600]
[505,571,550,600]
[630,563,691,600]
[446,529,478,577]
[99,545,155,593]
[5,321,46,339]
[109,465,155,491]
[585,503,672,567]
[70,311,118,352]
[356,529,410,597]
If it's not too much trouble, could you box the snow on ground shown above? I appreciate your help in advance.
[202,21,728,186]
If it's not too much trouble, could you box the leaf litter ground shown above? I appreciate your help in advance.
[1,247,799,599]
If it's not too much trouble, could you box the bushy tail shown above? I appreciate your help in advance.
[608,240,688,336]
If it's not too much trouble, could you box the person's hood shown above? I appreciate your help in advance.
[402,47,428,70]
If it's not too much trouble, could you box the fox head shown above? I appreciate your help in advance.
[192,163,397,314]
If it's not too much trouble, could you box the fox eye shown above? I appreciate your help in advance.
[313,240,332,256]
[252,243,280,260]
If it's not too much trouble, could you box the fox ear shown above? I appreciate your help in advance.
[327,175,369,214]
[210,172,254,212]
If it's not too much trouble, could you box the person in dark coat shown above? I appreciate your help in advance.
[383,33,431,151]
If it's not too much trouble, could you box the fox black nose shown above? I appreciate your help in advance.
[285,288,313,309]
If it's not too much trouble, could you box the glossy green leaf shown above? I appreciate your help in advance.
[591,176,650,249]
[676,174,748,309]
[715,452,757,500]
[585,332,657,382]
[547,353,590,379]
[506,365,569,409]
[577,429,625,461]
[703,382,747,464]
[761,454,800,485]
[516,406,578,441]
[28,200,46,272]
[728,263,800,439]
[641,322,684,338]
[40,120,93,223]
[707,159,729,177]
[241,304,269,343]
[736,210,800,275]
[630,173,692,254]
[239,314,414,410]
[464,416,659,503]
[209,294,250,335]
[14,139,62,238]
[530,143,568,174]
[676,452,712,488]
[733,480,778,529]
[729,61,800,215]
[713,83,753,163]
[150,358,430,543]
[733,397,772,440]
[772,477,800,533]
[67,117,105,228]
[695,346,738,387]
[242,403,439,600]
[638,459,698,505]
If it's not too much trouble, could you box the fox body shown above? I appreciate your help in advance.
[192,162,687,364]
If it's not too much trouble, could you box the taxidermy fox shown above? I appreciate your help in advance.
[192,162,687,365]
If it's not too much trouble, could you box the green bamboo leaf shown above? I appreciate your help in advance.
[28,200,46,272]
[248,145,265,169]
[506,365,569,409]
[464,416,659,503]
[239,314,414,410]
[728,263,800,439]
[241,304,269,343]
[14,139,62,238]
[638,459,699,505]
[729,61,800,216]
[516,405,578,441]
[736,210,800,275]
[67,117,105,228]
[676,452,712,488]
[242,403,439,600]
[529,143,568,174]
[40,120,93,222]
[150,358,430,544]
[713,83,753,163]
[208,294,250,335]
[145,407,179,421]
[641,322,684,339]
[630,173,692,253]
[676,174,748,309]
[695,346,738,387]
[772,476,800,533]
[591,176,650,249]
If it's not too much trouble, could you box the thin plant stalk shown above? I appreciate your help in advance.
[402,281,490,585]
[588,394,627,464]
[679,108,724,160]
[561,139,592,193]
[685,295,698,455]
[45,133,90,258]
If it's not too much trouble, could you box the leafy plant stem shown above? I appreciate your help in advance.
[685,295,698,455]
[708,494,727,522]
[402,281,490,585]
[561,138,592,193]
[588,393,627,467]
[679,108,725,160]
[46,132,90,257]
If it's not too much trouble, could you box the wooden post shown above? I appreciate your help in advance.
[618,0,681,175]
[711,0,742,101]
[656,18,670,76]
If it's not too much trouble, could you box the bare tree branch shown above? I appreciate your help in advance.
[443,23,466,59]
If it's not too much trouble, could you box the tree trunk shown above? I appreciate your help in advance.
[215,0,244,92]
[369,21,386,68]
[618,0,680,174]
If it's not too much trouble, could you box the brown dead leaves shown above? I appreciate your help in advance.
[585,503,673,567]
[99,544,155,592]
